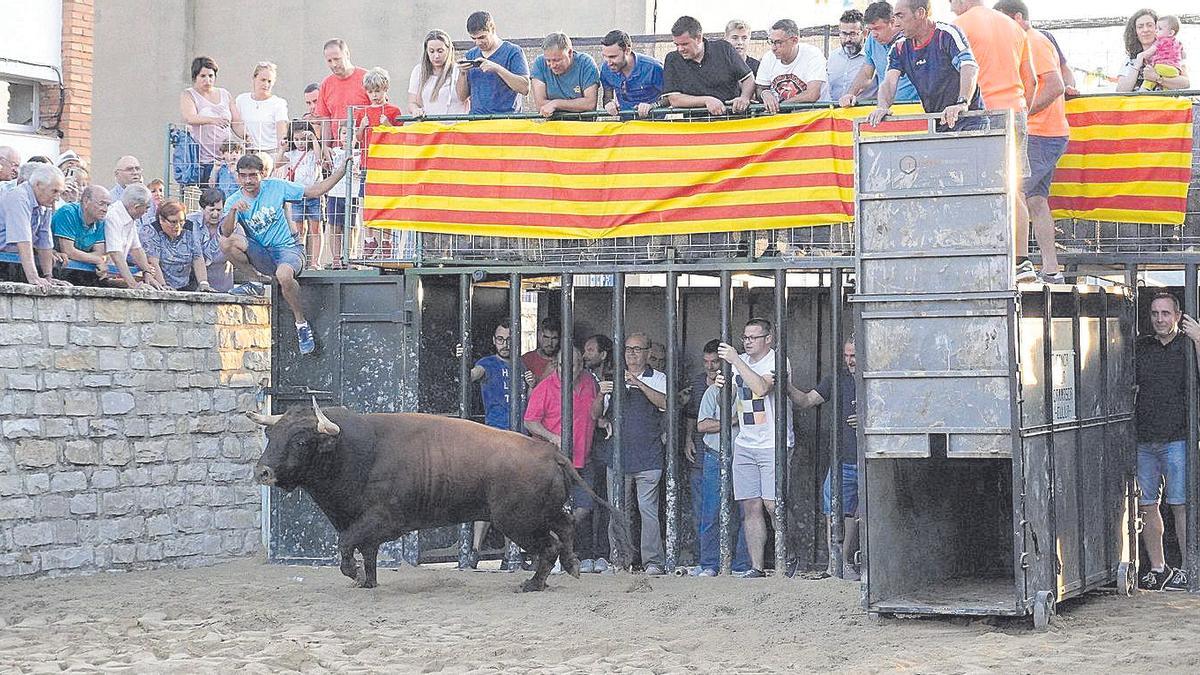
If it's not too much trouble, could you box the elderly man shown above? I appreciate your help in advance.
[839,1,920,108]
[0,146,20,188]
[531,32,600,117]
[0,163,69,287]
[456,11,531,115]
[823,10,871,102]
[756,19,828,113]
[314,39,370,124]
[104,184,161,290]
[599,30,663,118]
[110,155,156,230]
[663,15,755,115]
[221,153,350,355]
[52,185,113,280]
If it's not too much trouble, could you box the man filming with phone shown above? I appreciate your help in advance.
[455,11,530,114]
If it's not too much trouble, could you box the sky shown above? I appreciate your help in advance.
[654,0,1197,89]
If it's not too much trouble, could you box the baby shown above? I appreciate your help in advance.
[1142,15,1185,90]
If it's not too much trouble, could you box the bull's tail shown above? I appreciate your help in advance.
[555,453,635,569]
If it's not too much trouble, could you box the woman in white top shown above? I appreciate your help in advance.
[235,61,290,152]
[408,29,470,116]
[179,56,242,184]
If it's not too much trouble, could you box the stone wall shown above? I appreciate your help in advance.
[0,283,271,578]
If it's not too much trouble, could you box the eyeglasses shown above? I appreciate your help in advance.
[493,336,511,344]
[768,39,792,46]
[839,31,862,38]
[624,346,649,353]
[741,334,769,342]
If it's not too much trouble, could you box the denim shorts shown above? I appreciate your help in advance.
[326,196,347,227]
[1024,135,1070,198]
[1138,440,1187,505]
[246,238,306,277]
[822,463,859,516]
[288,196,323,222]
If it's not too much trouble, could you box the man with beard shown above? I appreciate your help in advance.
[823,10,871,101]
[522,317,562,385]
[580,334,616,573]
[756,19,827,113]
[599,30,663,118]
[840,2,920,107]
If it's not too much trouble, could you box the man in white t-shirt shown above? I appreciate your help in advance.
[717,318,794,578]
[756,18,828,112]
[104,183,162,289]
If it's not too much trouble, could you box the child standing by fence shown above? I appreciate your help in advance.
[355,67,404,259]
[276,120,330,268]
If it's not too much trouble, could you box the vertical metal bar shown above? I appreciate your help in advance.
[1098,288,1112,577]
[506,273,523,570]
[1071,288,1088,591]
[718,270,734,575]
[829,270,844,578]
[810,281,824,569]
[344,116,355,264]
[611,273,626,514]
[163,124,173,199]
[665,271,680,572]
[1042,286,1059,586]
[773,268,789,576]
[457,273,473,569]
[1185,264,1199,592]
[560,272,574,463]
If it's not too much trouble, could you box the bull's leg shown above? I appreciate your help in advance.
[355,543,380,589]
[338,541,359,581]
[508,532,556,592]
[551,510,581,579]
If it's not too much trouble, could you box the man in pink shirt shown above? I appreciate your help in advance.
[951,0,1038,282]
[314,38,371,133]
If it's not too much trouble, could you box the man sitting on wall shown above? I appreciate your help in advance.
[0,163,70,287]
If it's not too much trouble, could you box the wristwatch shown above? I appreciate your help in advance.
[954,97,968,106]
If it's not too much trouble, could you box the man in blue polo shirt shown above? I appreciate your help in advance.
[220,153,349,355]
[838,2,921,107]
[0,163,69,288]
[599,30,664,118]
[52,185,113,279]
[867,0,982,131]
[531,32,600,117]
[455,11,530,115]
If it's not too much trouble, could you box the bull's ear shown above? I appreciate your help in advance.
[312,397,341,437]
[248,412,283,426]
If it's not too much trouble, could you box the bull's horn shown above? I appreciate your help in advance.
[312,397,341,436]
[247,412,283,426]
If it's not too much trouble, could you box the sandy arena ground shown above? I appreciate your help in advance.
[1,556,1198,673]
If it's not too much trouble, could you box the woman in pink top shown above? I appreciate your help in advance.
[179,56,243,185]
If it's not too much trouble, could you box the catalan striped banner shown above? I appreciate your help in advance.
[1048,95,1194,225]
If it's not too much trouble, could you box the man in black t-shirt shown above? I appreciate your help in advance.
[662,15,755,116]
[1134,293,1200,591]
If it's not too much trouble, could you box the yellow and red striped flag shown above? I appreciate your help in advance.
[1049,95,1193,225]
[363,110,862,239]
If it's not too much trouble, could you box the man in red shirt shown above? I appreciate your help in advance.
[522,317,561,385]
[951,0,1038,282]
[314,38,371,128]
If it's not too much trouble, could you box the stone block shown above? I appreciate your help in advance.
[216,305,244,325]
[218,350,243,371]
[0,296,7,320]
[158,391,194,413]
[100,391,136,415]
[181,328,218,348]
[166,352,192,371]
[102,489,137,516]
[176,463,207,483]
[166,438,193,461]
[146,417,178,438]
[202,535,223,555]
[32,392,65,416]
[134,440,166,464]
[10,296,34,320]
[163,302,192,321]
[223,372,260,388]
[36,495,69,519]
[42,372,77,390]
[193,304,217,323]
[123,417,148,437]
[175,508,212,534]
[24,473,50,494]
[54,349,98,371]
[82,374,113,388]
[21,348,54,369]
[0,391,33,416]
[160,486,186,508]
[95,348,129,371]
[76,520,99,543]
[0,323,40,345]
[44,322,68,346]
[142,324,179,347]
[130,350,164,371]
[70,325,120,348]
[214,508,259,530]
[6,373,38,391]
[242,305,270,324]
[62,391,99,416]
[99,516,145,541]
[118,326,140,348]
[120,467,150,487]
[149,464,174,485]
[137,486,165,512]
[110,543,137,564]
[190,373,220,389]
[194,438,220,459]
[40,546,93,570]
[210,486,237,507]
[50,471,87,493]
[88,418,122,438]
[162,534,205,558]
[15,440,57,468]
[69,493,98,515]
[91,469,119,489]
[36,298,79,322]
[53,521,78,545]
[3,418,40,439]
[42,417,77,438]
[0,552,40,578]
[101,439,132,465]
[190,415,226,434]
[63,440,100,465]
[188,485,214,506]
[235,486,261,505]
[227,415,259,434]
[94,299,156,323]
[146,514,173,537]
[243,350,270,372]
[212,390,238,413]
[136,542,164,561]
[195,350,222,371]
[0,497,35,520]
[0,441,11,473]
[208,462,251,483]
[0,476,22,496]
[221,437,244,460]
[12,523,54,547]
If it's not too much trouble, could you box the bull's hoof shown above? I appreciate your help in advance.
[519,578,547,593]
[354,569,378,589]
[340,561,359,580]
[565,558,581,579]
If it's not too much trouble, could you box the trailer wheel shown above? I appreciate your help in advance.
[1033,591,1055,630]
[1117,562,1136,597]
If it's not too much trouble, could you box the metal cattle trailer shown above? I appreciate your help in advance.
[852,113,1138,628]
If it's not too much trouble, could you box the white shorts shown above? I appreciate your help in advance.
[732,441,779,501]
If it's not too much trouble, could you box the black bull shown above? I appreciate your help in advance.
[250,401,632,591]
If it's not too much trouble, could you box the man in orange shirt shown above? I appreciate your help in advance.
[314,38,371,138]
[950,0,1038,282]
[996,0,1069,283]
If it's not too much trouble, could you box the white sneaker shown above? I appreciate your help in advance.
[551,560,564,575]
[592,558,610,574]
[644,564,665,576]
[578,558,595,574]
[698,568,718,577]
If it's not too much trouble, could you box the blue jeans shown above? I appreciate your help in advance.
[697,451,752,572]
[1137,440,1187,506]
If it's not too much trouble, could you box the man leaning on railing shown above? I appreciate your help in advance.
[0,164,71,288]
[662,15,755,116]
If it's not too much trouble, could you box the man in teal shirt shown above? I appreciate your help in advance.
[52,185,113,279]
[531,32,600,117]
[838,1,920,107]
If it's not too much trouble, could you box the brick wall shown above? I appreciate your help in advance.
[0,283,271,578]
[53,0,95,161]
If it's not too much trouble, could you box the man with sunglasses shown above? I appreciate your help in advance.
[717,318,793,578]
